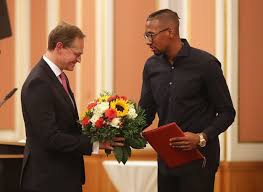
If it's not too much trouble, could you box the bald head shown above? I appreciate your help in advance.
[146,9,180,36]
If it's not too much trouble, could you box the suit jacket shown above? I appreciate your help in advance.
[20,58,93,192]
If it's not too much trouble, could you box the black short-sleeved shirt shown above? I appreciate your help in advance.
[139,39,235,171]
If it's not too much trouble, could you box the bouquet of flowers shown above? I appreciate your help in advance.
[79,92,147,164]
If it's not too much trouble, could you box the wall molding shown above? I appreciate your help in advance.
[219,161,263,192]
[95,0,114,96]
[47,0,59,37]
[14,0,30,140]
[226,0,263,161]
[75,0,83,108]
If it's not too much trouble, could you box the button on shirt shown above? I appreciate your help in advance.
[139,39,235,141]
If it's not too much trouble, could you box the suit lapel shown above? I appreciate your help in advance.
[39,59,77,117]
[65,75,79,118]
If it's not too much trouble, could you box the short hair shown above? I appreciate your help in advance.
[147,9,180,35]
[48,22,85,50]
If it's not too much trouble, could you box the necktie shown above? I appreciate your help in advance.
[59,72,75,107]
[59,72,70,95]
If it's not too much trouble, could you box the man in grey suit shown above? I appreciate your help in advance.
[21,22,123,192]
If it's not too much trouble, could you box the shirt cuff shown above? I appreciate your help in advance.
[92,141,99,154]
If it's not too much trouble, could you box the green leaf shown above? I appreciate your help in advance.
[113,146,123,163]
[121,146,131,164]
[126,137,147,149]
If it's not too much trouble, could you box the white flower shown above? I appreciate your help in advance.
[127,105,138,119]
[90,114,102,125]
[94,102,109,115]
[110,118,121,128]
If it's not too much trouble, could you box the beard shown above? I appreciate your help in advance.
[151,46,162,56]
[152,46,166,56]
[153,50,162,56]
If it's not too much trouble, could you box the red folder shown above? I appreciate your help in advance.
[142,122,205,168]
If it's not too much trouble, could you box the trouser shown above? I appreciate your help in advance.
[158,167,215,192]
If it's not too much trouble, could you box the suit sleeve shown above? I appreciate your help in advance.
[21,79,92,155]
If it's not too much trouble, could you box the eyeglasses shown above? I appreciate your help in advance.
[144,28,169,42]
[66,47,82,58]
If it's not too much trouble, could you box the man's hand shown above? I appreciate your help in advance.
[169,132,199,151]
[99,137,125,150]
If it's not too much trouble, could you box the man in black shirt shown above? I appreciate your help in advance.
[139,9,236,192]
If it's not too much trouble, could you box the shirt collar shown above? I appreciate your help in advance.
[177,39,190,57]
[42,55,62,77]
[161,38,190,61]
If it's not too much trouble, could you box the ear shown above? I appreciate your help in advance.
[168,28,178,39]
[168,28,175,38]
[54,42,64,54]
[56,42,64,49]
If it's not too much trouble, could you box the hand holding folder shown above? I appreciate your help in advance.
[142,122,205,168]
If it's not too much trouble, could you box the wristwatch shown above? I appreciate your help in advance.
[198,133,207,147]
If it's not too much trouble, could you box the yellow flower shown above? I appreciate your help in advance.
[110,99,129,117]
[80,112,87,120]
[98,95,110,102]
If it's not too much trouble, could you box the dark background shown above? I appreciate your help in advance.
[0,0,12,40]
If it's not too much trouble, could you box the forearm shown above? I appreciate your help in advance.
[203,108,236,140]
[203,59,236,141]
